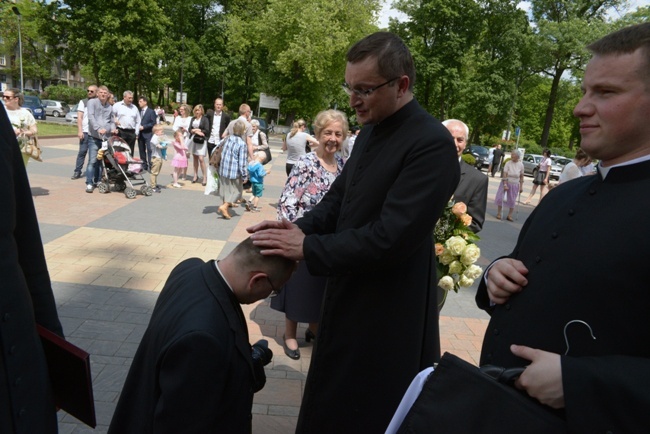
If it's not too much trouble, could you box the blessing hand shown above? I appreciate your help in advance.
[248,218,305,261]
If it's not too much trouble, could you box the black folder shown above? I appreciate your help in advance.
[37,324,96,428]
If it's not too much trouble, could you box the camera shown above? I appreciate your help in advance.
[251,339,273,366]
[251,339,273,393]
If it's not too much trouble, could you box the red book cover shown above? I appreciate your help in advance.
[37,324,96,428]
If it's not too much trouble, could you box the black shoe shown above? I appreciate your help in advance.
[282,335,300,360]
[71,173,82,180]
[305,329,316,343]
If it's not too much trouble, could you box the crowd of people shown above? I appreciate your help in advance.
[4,22,650,434]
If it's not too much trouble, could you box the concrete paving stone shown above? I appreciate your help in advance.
[86,339,123,357]
[252,415,298,434]
[114,310,153,325]
[39,222,79,244]
[265,369,288,379]
[285,370,307,381]
[57,306,123,322]
[254,377,302,406]
[267,405,301,417]
[92,363,131,392]
[92,390,120,403]
[90,354,132,366]
[252,403,269,415]
[71,319,138,341]
[124,324,149,344]
[114,342,140,358]
[105,289,158,308]
[124,277,162,291]
[54,270,102,285]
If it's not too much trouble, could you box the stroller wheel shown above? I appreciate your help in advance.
[116,182,126,192]
[141,185,153,197]
[124,187,137,199]
[97,183,110,194]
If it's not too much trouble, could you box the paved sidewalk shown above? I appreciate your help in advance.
[27,136,532,433]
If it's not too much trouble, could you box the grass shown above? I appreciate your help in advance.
[36,121,77,137]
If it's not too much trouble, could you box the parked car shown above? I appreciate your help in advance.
[22,95,47,120]
[522,153,564,181]
[462,144,490,170]
[42,99,70,117]
[65,104,79,123]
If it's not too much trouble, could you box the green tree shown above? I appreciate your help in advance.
[529,0,618,148]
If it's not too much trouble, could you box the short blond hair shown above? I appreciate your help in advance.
[233,119,246,137]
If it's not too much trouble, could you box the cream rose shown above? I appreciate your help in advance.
[439,250,455,265]
[458,275,474,287]
[460,244,481,265]
[438,275,455,291]
[463,264,483,280]
[445,236,467,256]
[448,260,463,275]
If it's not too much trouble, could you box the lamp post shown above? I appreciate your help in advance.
[11,6,23,93]
[179,35,184,104]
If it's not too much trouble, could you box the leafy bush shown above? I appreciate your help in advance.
[461,153,476,166]
[41,85,86,105]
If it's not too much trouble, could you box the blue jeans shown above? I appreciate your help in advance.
[73,133,90,175]
[86,137,102,185]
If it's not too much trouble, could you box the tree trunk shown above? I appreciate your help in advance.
[539,67,565,148]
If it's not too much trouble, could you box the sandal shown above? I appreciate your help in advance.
[496,214,501,220]
[506,216,514,222]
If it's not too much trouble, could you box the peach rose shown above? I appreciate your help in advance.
[460,214,473,227]
[434,243,445,256]
[451,202,467,217]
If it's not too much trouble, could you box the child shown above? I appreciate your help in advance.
[171,129,188,188]
[246,154,269,212]
[149,124,167,193]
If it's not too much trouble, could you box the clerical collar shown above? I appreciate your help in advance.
[214,260,235,294]
[598,154,650,180]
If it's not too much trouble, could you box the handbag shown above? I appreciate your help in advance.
[396,353,567,434]
[192,135,205,144]
[263,146,272,163]
[209,143,223,169]
[22,135,43,162]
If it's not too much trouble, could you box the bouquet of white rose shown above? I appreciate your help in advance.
[434,201,482,294]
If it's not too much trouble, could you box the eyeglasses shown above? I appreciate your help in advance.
[342,77,400,98]
[266,276,280,298]
[2,95,15,100]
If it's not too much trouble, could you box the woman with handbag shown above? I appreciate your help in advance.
[251,119,271,164]
[524,149,552,205]
[189,104,210,185]
[3,88,38,166]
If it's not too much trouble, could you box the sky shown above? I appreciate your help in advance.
[378,0,650,28]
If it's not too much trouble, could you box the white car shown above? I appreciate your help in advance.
[65,104,79,123]
[42,99,70,117]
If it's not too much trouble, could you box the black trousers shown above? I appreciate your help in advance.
[138,134,152,170]
[118,129,137,154]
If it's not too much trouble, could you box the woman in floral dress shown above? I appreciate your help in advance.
[271,109,348,360]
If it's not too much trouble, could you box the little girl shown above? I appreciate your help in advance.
[171,130,188,188]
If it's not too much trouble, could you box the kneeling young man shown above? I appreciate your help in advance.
[109,238,296,433]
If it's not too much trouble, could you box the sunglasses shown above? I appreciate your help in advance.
[2,95,15,100]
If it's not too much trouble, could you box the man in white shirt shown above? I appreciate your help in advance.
[206,97,231,157]
[71,85,97,179]
[113,90,141,154]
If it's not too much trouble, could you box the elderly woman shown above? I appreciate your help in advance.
[282,119,319,175]
[217,120,248,219]
[558,148,592,184]
[172,104,192,180]
[495,150,524,221]
[3,88,38,166]
[251,119,270,163]
[188,104,210,185]
[271,109,348,359]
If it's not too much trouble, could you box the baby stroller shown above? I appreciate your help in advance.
[97,136,153,198]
